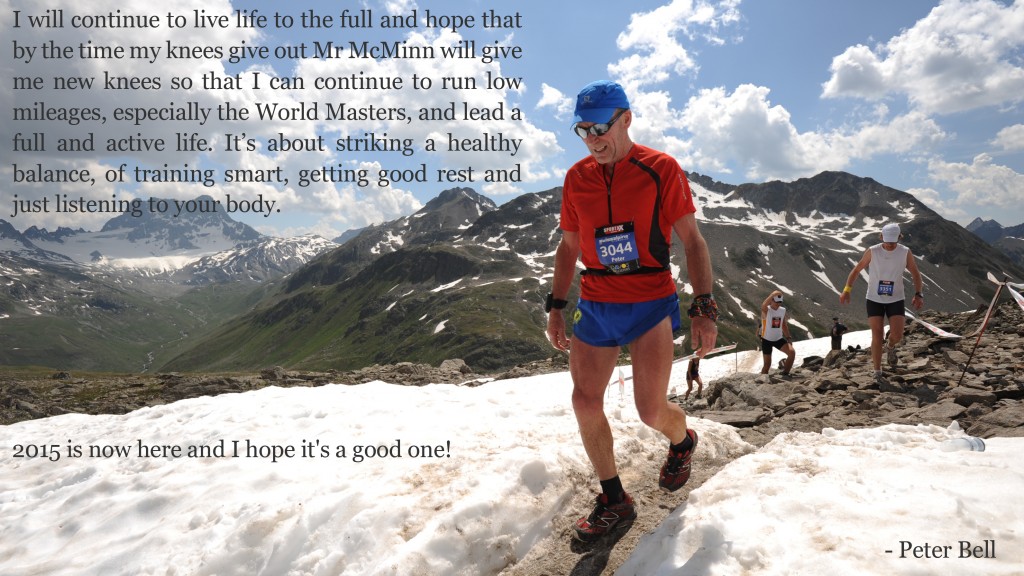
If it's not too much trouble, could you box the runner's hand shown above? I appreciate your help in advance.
[691,316,717,358]
[546,311,570,351]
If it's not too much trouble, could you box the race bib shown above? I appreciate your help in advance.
[877,280,895,296]
[595,222,640,274]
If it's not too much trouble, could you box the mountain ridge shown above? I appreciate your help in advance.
[966,217,1024,267]
[0,198,335,370]
[162,171,1024,373]
[4,171,1023,373]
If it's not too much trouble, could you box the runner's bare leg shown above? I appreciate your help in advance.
[570,338,621,480]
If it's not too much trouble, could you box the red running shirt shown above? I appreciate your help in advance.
[560,144,696,303]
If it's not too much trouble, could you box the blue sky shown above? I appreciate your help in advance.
[4,0,1023,238]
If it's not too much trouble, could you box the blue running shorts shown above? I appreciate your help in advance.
[572,293,681,347]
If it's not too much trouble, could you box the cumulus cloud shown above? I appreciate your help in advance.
[535,83,573,122]
[658,84,946,182]
[822,0,1024,115]
[927,153,1024,211]
[905,186,967,222]
[819,45,889,100]
[992,124,1024,151]
[608,0,740,90]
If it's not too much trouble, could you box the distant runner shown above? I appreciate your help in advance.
[830,317,848,350]
[840,222,923,383]
[684,358,703,400]
[758,290,795,381]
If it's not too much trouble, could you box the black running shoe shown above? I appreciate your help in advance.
[659,429,699,492]
[573,492,636,542]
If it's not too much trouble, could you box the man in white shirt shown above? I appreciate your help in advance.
[839,223,924,382]
[758,289,795,380]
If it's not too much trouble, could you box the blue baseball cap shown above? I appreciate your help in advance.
[573,80,630,124]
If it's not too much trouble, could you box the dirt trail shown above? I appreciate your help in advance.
[503,432,744,576]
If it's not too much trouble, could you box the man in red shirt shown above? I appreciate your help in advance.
[546,80,718,542]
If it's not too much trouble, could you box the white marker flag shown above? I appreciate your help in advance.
[1008,284,1024,312]
[905,311,962,340]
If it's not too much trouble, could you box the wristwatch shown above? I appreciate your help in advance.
[545,293,568,312]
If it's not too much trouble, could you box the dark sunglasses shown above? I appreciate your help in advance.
[573,109,626,138]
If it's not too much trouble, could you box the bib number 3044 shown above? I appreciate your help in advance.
[595,222,641,274]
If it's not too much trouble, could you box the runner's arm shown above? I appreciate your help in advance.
[546,231,580,351]
[906,249,924,310]
[673,214,718,356]
[840,249,871,304]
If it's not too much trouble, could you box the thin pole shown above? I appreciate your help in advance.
[957,278,1006,387]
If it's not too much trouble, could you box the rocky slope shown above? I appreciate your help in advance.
[4,305,1021,439]
[687,301,1024,445]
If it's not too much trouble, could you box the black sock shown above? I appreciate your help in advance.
[600,476,625,503]
[671,432,694,453]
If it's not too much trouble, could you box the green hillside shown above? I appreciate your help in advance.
[159,245,551,372]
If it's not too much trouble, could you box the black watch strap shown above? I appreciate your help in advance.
[545,293,568,312]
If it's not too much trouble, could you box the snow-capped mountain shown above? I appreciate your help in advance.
[0,219,77,265]
[13,195,262,274]
[292,187,499,290]
[5,172,1023,373]
[1,199,337,371]
[164,171,1024,374]
[328,187,496,262]
[2,195,336,282]
[688,171,1011,322]
[174,235,339,284]
[321,170,1016,320]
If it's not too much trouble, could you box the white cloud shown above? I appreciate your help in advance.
[840,110,947,157]
[992,124,1024,151]
[535,83,573,121]
[667,85,946,181]
[677,85,813,179]
[822,0,1024,115]
[819,44,889,99]
[382,0,417,16]
[927,153,1024,211]
[609,0,741,90]
[905,186,966,222]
